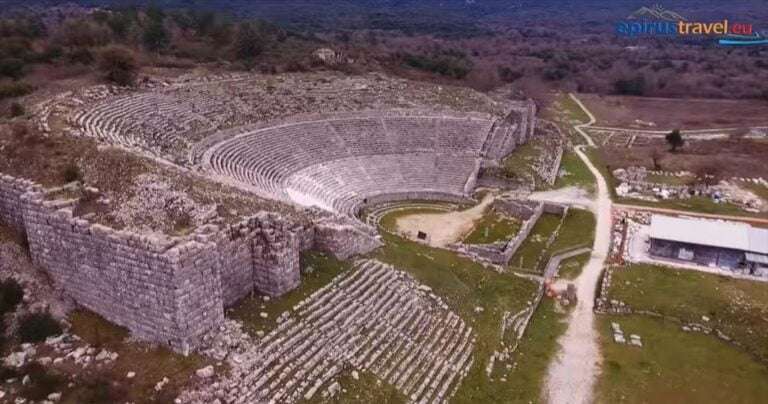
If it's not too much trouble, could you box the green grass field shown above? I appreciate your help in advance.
[606,263,768,364]
[508,213,562,271]
[463,210,521,244]
[501,298,568,403]
[543,93,590,145]
[373,232,547,403]
[553,151,596,194]
[556,252,590,280]
[597,315,768,404]
[739,181,768,203]
[509,209,595,274]
[230,251,351,335]
[548,209,596,254]
[502,139,544,184]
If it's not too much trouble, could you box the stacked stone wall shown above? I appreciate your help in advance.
[313,215,383,260]
[207,229,254,308]
[0,173,379,353]
[19,191,223,352]
[0,174,42,232]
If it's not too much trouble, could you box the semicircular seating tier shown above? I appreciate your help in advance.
[202,112,494,215]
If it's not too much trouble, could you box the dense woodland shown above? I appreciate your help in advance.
[1,0,767,115]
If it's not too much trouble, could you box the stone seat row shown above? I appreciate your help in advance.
[217,260,474,404]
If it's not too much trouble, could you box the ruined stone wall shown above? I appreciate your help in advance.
[20,192,224,353]
[362,192,472,211]
[209,228,254,307]
[313,215,383,260]
[0,175,42,232]
[493,198,539,220]
[484,100,537,161]
[503,203,545,265]
[0,173,380,352]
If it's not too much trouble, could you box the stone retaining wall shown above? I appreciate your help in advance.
[0,174,43,232]
[0,173,379,353]
[447,201,566,266]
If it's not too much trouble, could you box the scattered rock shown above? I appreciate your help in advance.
[328,381,341,398]
[126,372,136,379]
[351,370,359,380]
[4,351,27,368]
[196,365,215,379]
[154,377,170,391]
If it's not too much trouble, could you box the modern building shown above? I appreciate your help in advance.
[648,215,768,276]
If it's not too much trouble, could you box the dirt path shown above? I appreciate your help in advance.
[395,192,496,247]
[528,186,594,211]
[544,94,611,404]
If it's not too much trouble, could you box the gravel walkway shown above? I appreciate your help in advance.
[544,94,611,404]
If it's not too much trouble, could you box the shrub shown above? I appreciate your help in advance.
[67,47,95,65]
[614,75,646,96]
[142,20,170,52]
[9,101,24,117]
[0,278,24,315]
[54,19,110,49]
[0,364,18,381]
[403,52,472,79]
[542,67,567,81]
[0,57,25,79]
[234,21,267,61]
[62,163,82,183]
[0,81,33,99]
[18,312,62,343]
[74,377,129,403]
[20,363,66,401]
[498,66,524,83]
[98,45,138,86]
[11,121,29,138]
[665,129,684,152]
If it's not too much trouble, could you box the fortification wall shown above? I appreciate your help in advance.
[0,174,42,232]
[313,214,383,260]
[19,191,224,353]
[0,173,379,353]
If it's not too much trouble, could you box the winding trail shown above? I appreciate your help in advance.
[544,93,612,404]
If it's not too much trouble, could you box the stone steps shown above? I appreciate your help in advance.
[208,259,475,404]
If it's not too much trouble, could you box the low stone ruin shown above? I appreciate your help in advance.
[614,166,767,212]
[448,199,567,266]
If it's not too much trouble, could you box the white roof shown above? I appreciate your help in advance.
[650,215,768,255]
[749,228,768,254]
